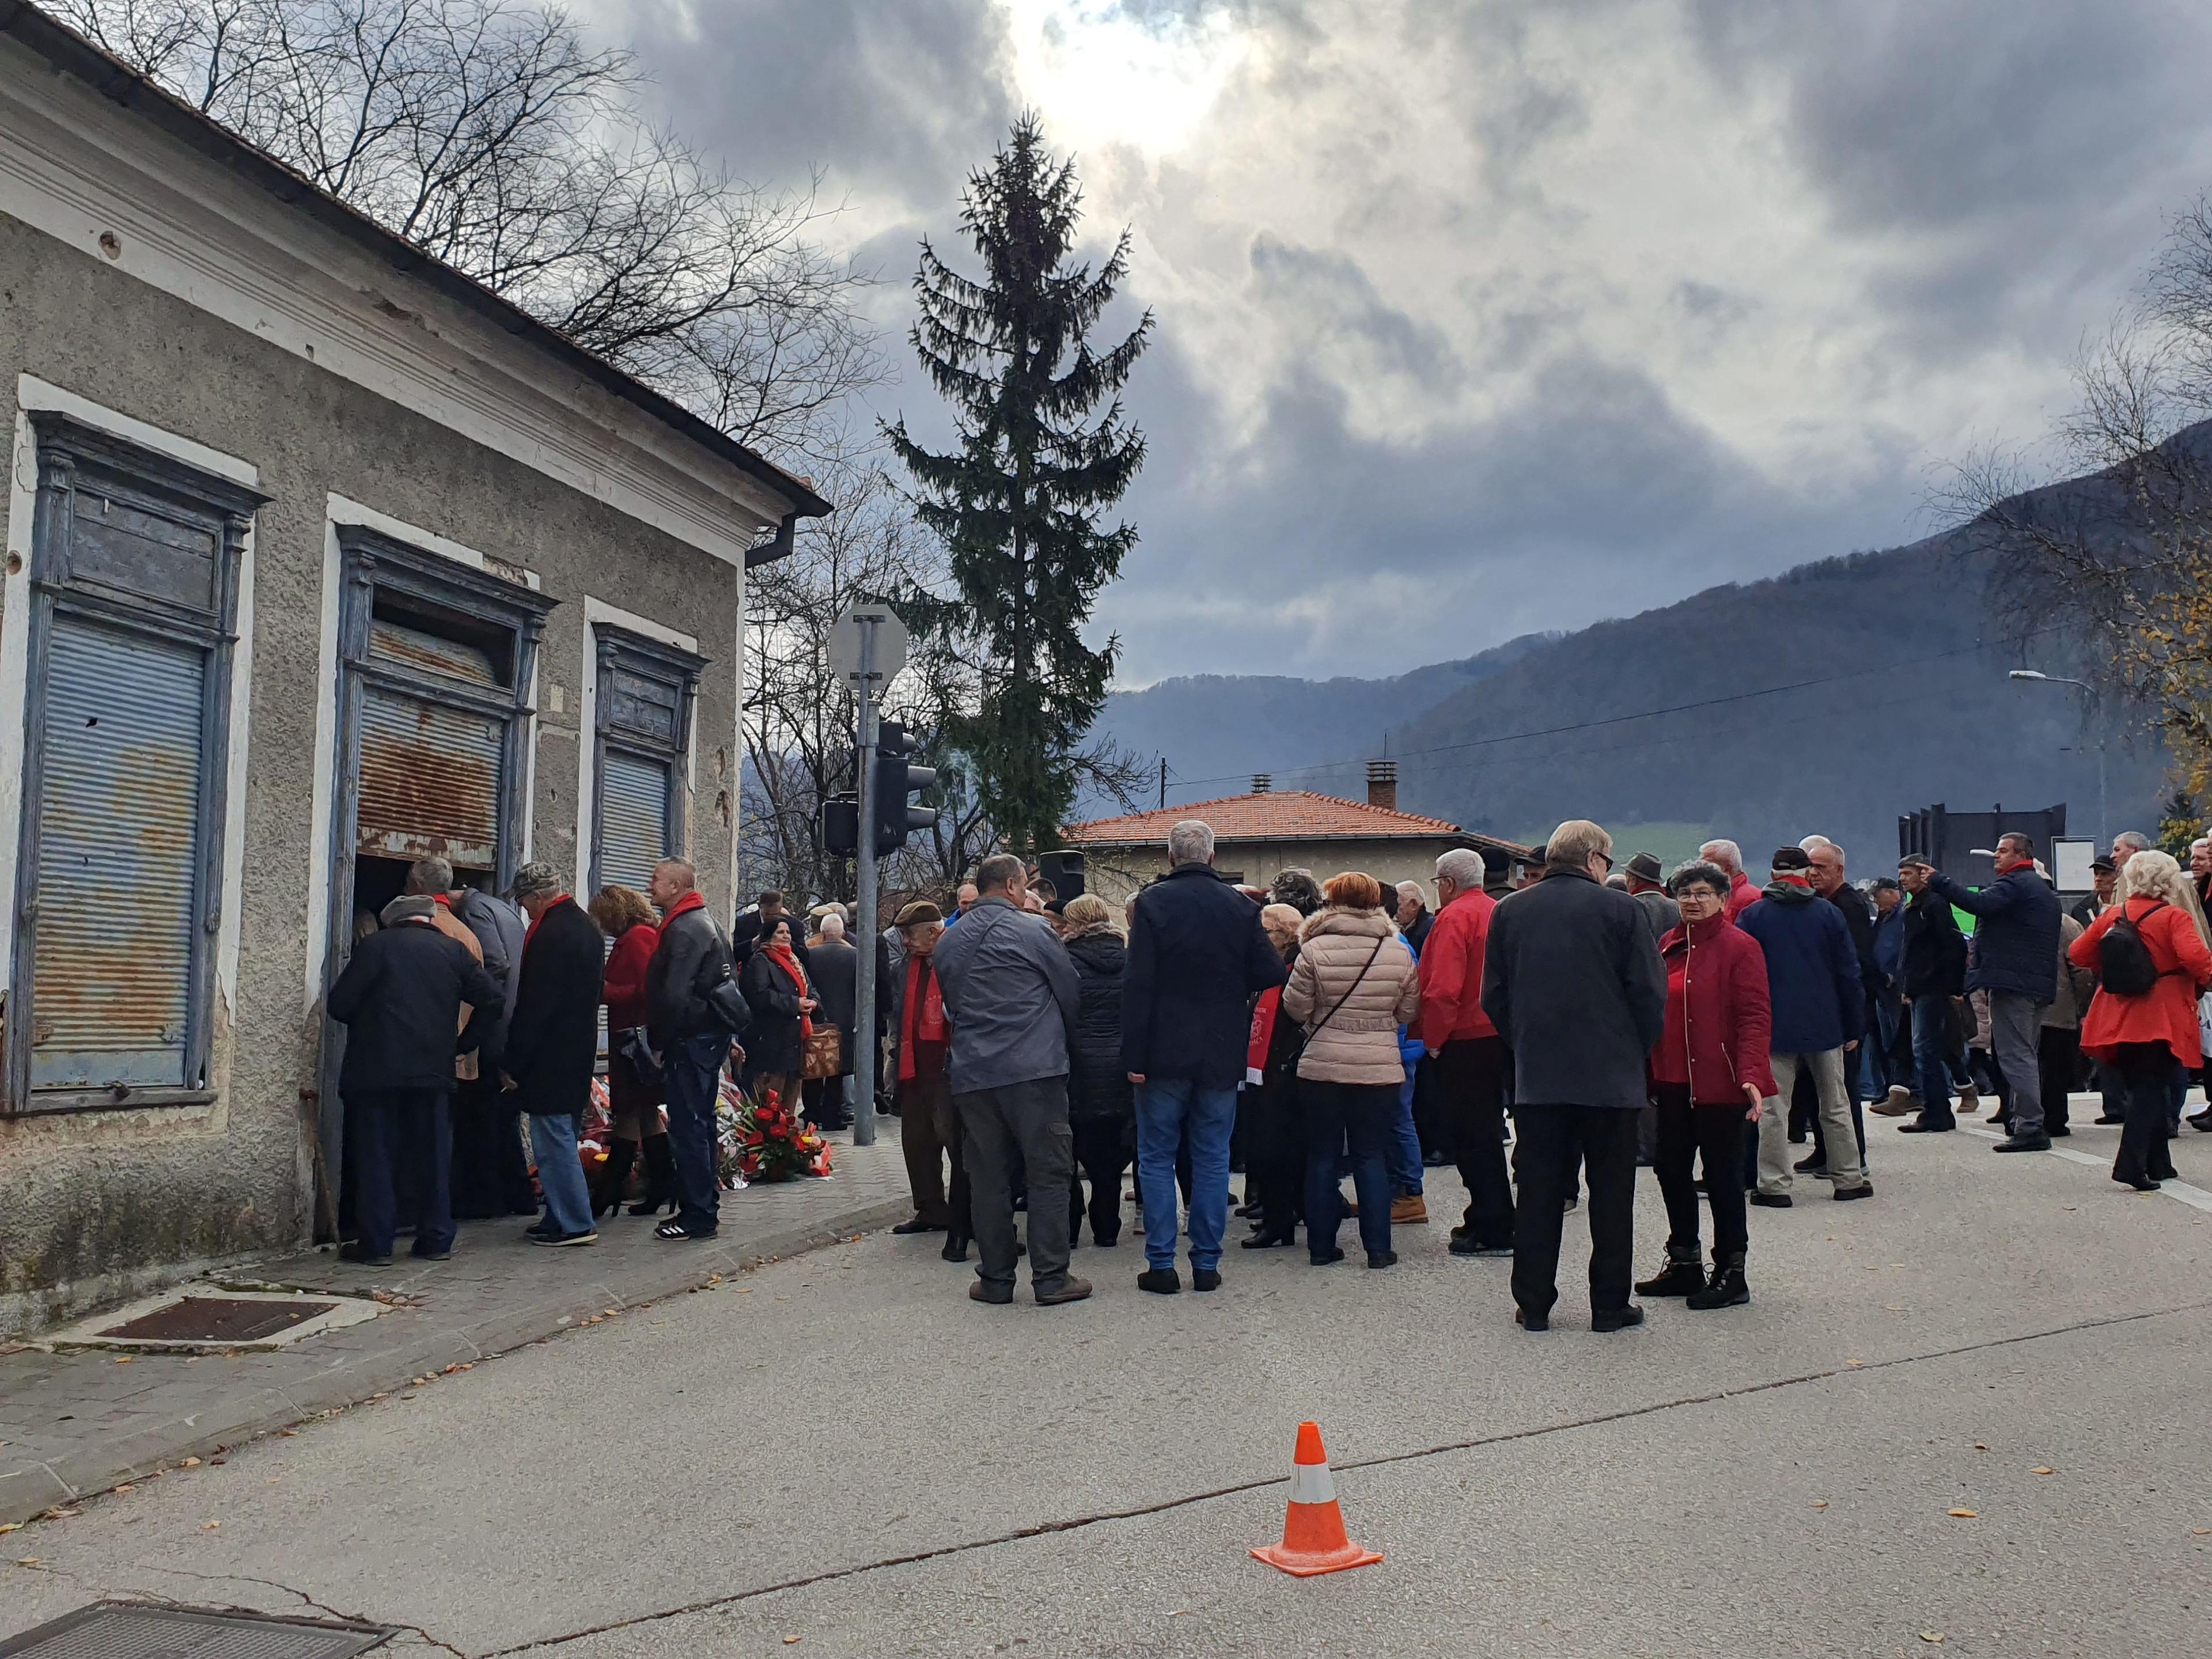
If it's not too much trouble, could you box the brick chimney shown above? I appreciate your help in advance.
[1366,759,1397,813]
[1251,773,1272,794]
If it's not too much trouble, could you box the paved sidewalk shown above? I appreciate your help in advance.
[0,1126,915,1525]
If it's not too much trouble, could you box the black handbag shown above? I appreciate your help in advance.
[694,923,752,1035]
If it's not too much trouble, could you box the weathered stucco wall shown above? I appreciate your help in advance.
[0,214,744,1336]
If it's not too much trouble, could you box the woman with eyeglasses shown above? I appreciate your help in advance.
[1637,859,1774,1309]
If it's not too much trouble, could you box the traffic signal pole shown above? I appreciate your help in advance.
[851,615,880,1148]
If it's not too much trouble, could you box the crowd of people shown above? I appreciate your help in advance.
[878,817,2212,1327]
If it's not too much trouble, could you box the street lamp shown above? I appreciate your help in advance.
[2010,670,2105,847]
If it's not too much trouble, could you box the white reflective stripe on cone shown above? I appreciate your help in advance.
[1288,1461,1336,1506]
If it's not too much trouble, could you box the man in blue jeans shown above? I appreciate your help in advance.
[1896,857,1967,1134]
[1123,820,1289,1294]
[645,858,745,1241]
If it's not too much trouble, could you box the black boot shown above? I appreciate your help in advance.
[592,1138,637,1218]
[1635,1247,1707,1298]
[1687,1252,1749,1310]
[627,1134,677,1217]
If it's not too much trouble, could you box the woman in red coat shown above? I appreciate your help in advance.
[1638,861,1777,1310]
[590,885,666,1216]
[2069,849,2212,1190]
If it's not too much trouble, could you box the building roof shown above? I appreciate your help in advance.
[0,1,832,530]
[1064,790,1472,847]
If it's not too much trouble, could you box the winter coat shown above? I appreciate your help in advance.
[504,899,606,1119]
[1415,887,1498,1051]
[645,895,741,1048]
[602,921,659,1033]
[741,949,808,1076]
[1872,902,1906,997]
[1900,889,1967,999]
[448,888,524,1067]
[2070,896,2212,1067]
[1931,868,2061,1003]
[328,912,505,1097]
[1826,883,1880,1026]
[1737,882,1863,1054]
[1650,911,1777,1105]
[933,895,1081,1092]
[2042,916,2094,1031]
[1724,869,1760,922]
[1065,928,1135,1123]
[1121,863,1289,1086]
[1631,887,1681,941]
[1480,868,1668,1111]
[1281,907,1422,1085]
[1402,907,1434,956]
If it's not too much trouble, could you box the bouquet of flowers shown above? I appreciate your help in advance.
[717,1083,833,1184]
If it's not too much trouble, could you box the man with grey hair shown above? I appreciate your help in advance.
[1698,838,1759,921]
[1482,820,1666,1331]
[2111,830,2152,869]
[1122,819,1288,1294]
[1421,846,1513,1256]
[934,853,1090,1306]
[1396,880,1434,954]
[1929,831,2061,1152]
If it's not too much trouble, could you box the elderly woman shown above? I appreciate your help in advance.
[1241,903,1309,1249]
[740,914,817,1110]
[1060,895,1135,1246]
[2070,849,2212,1190]
[1282,872,1423,1268]
[589,885,666,1217]
[1636,861,1774,1309]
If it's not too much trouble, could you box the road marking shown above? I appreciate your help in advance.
[1957,1123,2212,1209]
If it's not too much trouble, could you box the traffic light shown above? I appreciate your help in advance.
[873,720,938,855]
[821,791,859,858]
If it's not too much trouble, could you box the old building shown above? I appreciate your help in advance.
[1062,762,1538,906]
[0,9,827,1336]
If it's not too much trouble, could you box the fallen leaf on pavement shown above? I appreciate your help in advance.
[782,1638,800,1646]
[115,1486,133,1494]
[2032,1467,2054,1476]
[1921,1634,1944,1645]
[1973,1443,1988,1451]
[1846,1359,1865,1368]
[1810,1501,1828,1509]
[2192,1528,2210,1536]
[202,1521,219,1531]
[180,1457,200,1468]
[16,1557,41,1566]
[1948,1508,1978,1518]
[0,1524,20,1535]
[114,1356,134,1364]
[44,1509,77,1519]
[279,1430,297,1437]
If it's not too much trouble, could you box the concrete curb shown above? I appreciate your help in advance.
[0,1195,911,1526]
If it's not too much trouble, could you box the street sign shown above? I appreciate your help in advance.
[827,604,907,684]
[2052,836,2095,893]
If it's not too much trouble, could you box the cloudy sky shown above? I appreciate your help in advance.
[593,0,2212,684]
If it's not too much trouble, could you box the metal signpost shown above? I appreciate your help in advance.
[827,604,908,1147]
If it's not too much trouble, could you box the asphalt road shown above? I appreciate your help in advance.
[6,1107,2210,1658]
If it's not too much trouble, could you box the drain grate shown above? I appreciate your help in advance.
[96,1297,339,1345]
[0,1604,392,1659]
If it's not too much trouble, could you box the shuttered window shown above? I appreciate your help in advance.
[589,626,706,899]
[356,687,506,873]
[597,749,672,892]
[8,416,262,1113]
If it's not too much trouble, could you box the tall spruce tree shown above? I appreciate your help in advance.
[888,114,1152,855]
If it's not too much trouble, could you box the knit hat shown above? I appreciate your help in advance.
[379,894,437,927]
[508,861,561,900]
[1624,851,1665,884]
[893,900,944,928]
[1771,847,1812,873]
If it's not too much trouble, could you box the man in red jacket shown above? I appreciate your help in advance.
[1420,847,1514,1255]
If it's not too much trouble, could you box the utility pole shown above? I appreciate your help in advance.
[2009,670,2106,847]
[850,617,881,1147]
[1158,756,1167,810]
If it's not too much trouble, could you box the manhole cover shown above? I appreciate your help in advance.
[98,1297,338,1344]
[0,1604,392,1659]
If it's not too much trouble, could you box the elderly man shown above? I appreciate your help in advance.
[1739,848,1870,1204]
[1482,820,1666,1332]
[1122,820,1290,1296]
[945,880,982,925]
[502,862,605,1247]
[1396,881,1435,954]
[1698,838,1760,921]
[888,901,969,1252]
[645,858,745,1242]
[1623,853,1679,940]
[934,854,1090,1306]
[1421,846,1513,1256]
[1802,839,1878,1176]
[1929,831,2062,1153]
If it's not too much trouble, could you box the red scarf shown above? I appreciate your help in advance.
[764,939,812,1039]
[900,954,946,1080]
[663,890,705,922]
[1246,986,1282,1085]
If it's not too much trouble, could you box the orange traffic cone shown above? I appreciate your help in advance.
[1250,1421,1383,1577]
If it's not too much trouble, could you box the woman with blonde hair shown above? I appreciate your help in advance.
[1281,872,1423,1267]
[2070,849,2212,1190]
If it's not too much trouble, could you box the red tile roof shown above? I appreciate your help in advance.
[1063,790,1468,846]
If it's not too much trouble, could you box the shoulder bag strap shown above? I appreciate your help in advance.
[1302,934,1389,1041]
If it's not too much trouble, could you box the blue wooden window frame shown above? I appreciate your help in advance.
[5,415,267,1115]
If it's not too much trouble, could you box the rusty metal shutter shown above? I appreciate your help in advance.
[31,615,206,1090]
[597,750,671,894]
[357,687,503,872]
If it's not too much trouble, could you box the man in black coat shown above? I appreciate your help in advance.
[1122,820,1289,1295]
[1929,832,2062,1152]
[1804,839,1877,1176]
[502,862,607,1245]
[1480,821,1666,1333]
[327,895,505,1266]
[647,858,745,1241]
[1897,857,1969,1133]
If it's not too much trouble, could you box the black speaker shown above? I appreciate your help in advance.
[1037,849,1086,901]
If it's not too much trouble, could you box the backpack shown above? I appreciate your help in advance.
[2098,902,2166,998]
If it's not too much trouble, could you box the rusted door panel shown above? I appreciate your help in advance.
[355,688,503,872]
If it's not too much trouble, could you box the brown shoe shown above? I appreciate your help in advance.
[1390,1194,1429,1224]
[1870,1087,1919,1118]
[1035,1276,1093,1306]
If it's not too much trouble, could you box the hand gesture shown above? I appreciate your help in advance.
[1744,1082,1764,1122]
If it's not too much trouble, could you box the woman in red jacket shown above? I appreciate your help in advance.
[1638,861,1776,1310]
[2069,849,2212,1190]
[590,885,666,1217]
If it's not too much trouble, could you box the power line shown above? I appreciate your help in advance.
[1158,626,2062,797]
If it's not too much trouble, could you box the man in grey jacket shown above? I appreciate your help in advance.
[932,853,1091,1307]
